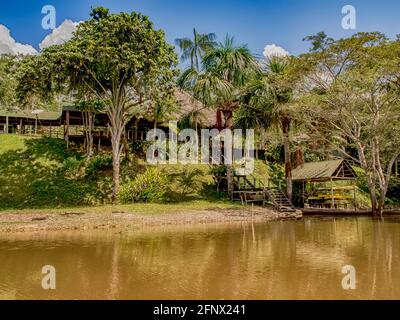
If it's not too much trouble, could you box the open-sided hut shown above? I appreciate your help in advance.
[292,159,358,209]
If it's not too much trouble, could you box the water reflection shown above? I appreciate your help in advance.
[0,217,399,300]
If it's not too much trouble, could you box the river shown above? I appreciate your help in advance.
[0,216,399,300]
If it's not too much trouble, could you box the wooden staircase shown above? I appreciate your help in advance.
[232,175,296,213]
[264,187,296,213]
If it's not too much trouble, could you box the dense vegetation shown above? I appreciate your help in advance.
[1,7,400,216]
[0,134,381,210]
[0,135,267,209]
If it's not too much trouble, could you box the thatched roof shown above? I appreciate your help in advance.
[173,90,215,127]
[292,159,357,182]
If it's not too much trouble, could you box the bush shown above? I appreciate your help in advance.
[130,140,151,157]
[268,162,285,188]
[85,155,113,177]
[63,157,85,178]
[119,167,168,203]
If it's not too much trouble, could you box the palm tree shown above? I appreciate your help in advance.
[239,56,295,200]
[179,108,205,134]
[179,35,258,198]
[175,28,217,70]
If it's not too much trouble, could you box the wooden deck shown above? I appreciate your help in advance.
[302,208,400,216]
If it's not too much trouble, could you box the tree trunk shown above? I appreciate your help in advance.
[216,110,223,131]
[111,130,123,203]
[223,110,234,199]
[366,174,380,217]
[282,117,293,201]
[112,149,121,203]
[109,99,126,204]
[83,111,95,160]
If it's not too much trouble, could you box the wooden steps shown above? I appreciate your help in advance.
[232,176,296,213]
[264,187,296,213]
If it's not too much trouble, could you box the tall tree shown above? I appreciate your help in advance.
[238,56,296,200]
[0,55,17,111]
[175,28,217,70]
[16,7,178,202]
[297,32,400,217]
[179,35,258,197]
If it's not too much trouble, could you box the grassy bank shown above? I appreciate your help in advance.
[0,135,268,211]
[0,134,383,212]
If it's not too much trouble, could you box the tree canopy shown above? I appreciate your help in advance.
[16,7,179,201]
[296,32,400,216]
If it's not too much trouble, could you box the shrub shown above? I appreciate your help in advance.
[119,167,168,203]
[85,154,113,177]
[130,140,151,157]
[268,162,285,188]
[63,157,85,178]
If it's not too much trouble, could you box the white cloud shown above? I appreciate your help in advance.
[39,20,78,50]
[263,44,289,60]
[0,24,37,55]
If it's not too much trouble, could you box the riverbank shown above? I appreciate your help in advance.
[0,201,301,234]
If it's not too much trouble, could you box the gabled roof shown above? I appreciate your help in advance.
[292,159,357,182]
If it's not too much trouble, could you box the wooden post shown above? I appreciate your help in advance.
[353,179,357,212]
[5,116,9,134]
[34,116,38,135]
[98,131,102,152]
[19,119,23,135]
[64,111,70,149]
[331,178,335,209]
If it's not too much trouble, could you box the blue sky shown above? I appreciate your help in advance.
[1,0,400,56]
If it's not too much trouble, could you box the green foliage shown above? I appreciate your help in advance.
[0,55,17,109]
[268,162,285,188]
[387,177,400,206]
[178,35,257,111]
[0,136,237,209]
[85,155,113,177]
[63,157,85,178]
[175,28,217,70]
[130,140,151,157]
[170,168,204,196]
[15,6,179,198]
[75,99,104,113]
[265,144,283,163]
[0,135,92,209]
[209,165,227,177]
[296,32,400,212]
[119,167,169,203]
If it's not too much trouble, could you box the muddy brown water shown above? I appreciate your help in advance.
[0,216,399,300]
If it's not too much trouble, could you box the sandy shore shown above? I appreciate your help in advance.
[0,206,302,234]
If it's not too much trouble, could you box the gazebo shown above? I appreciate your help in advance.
[292,159,358,209]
